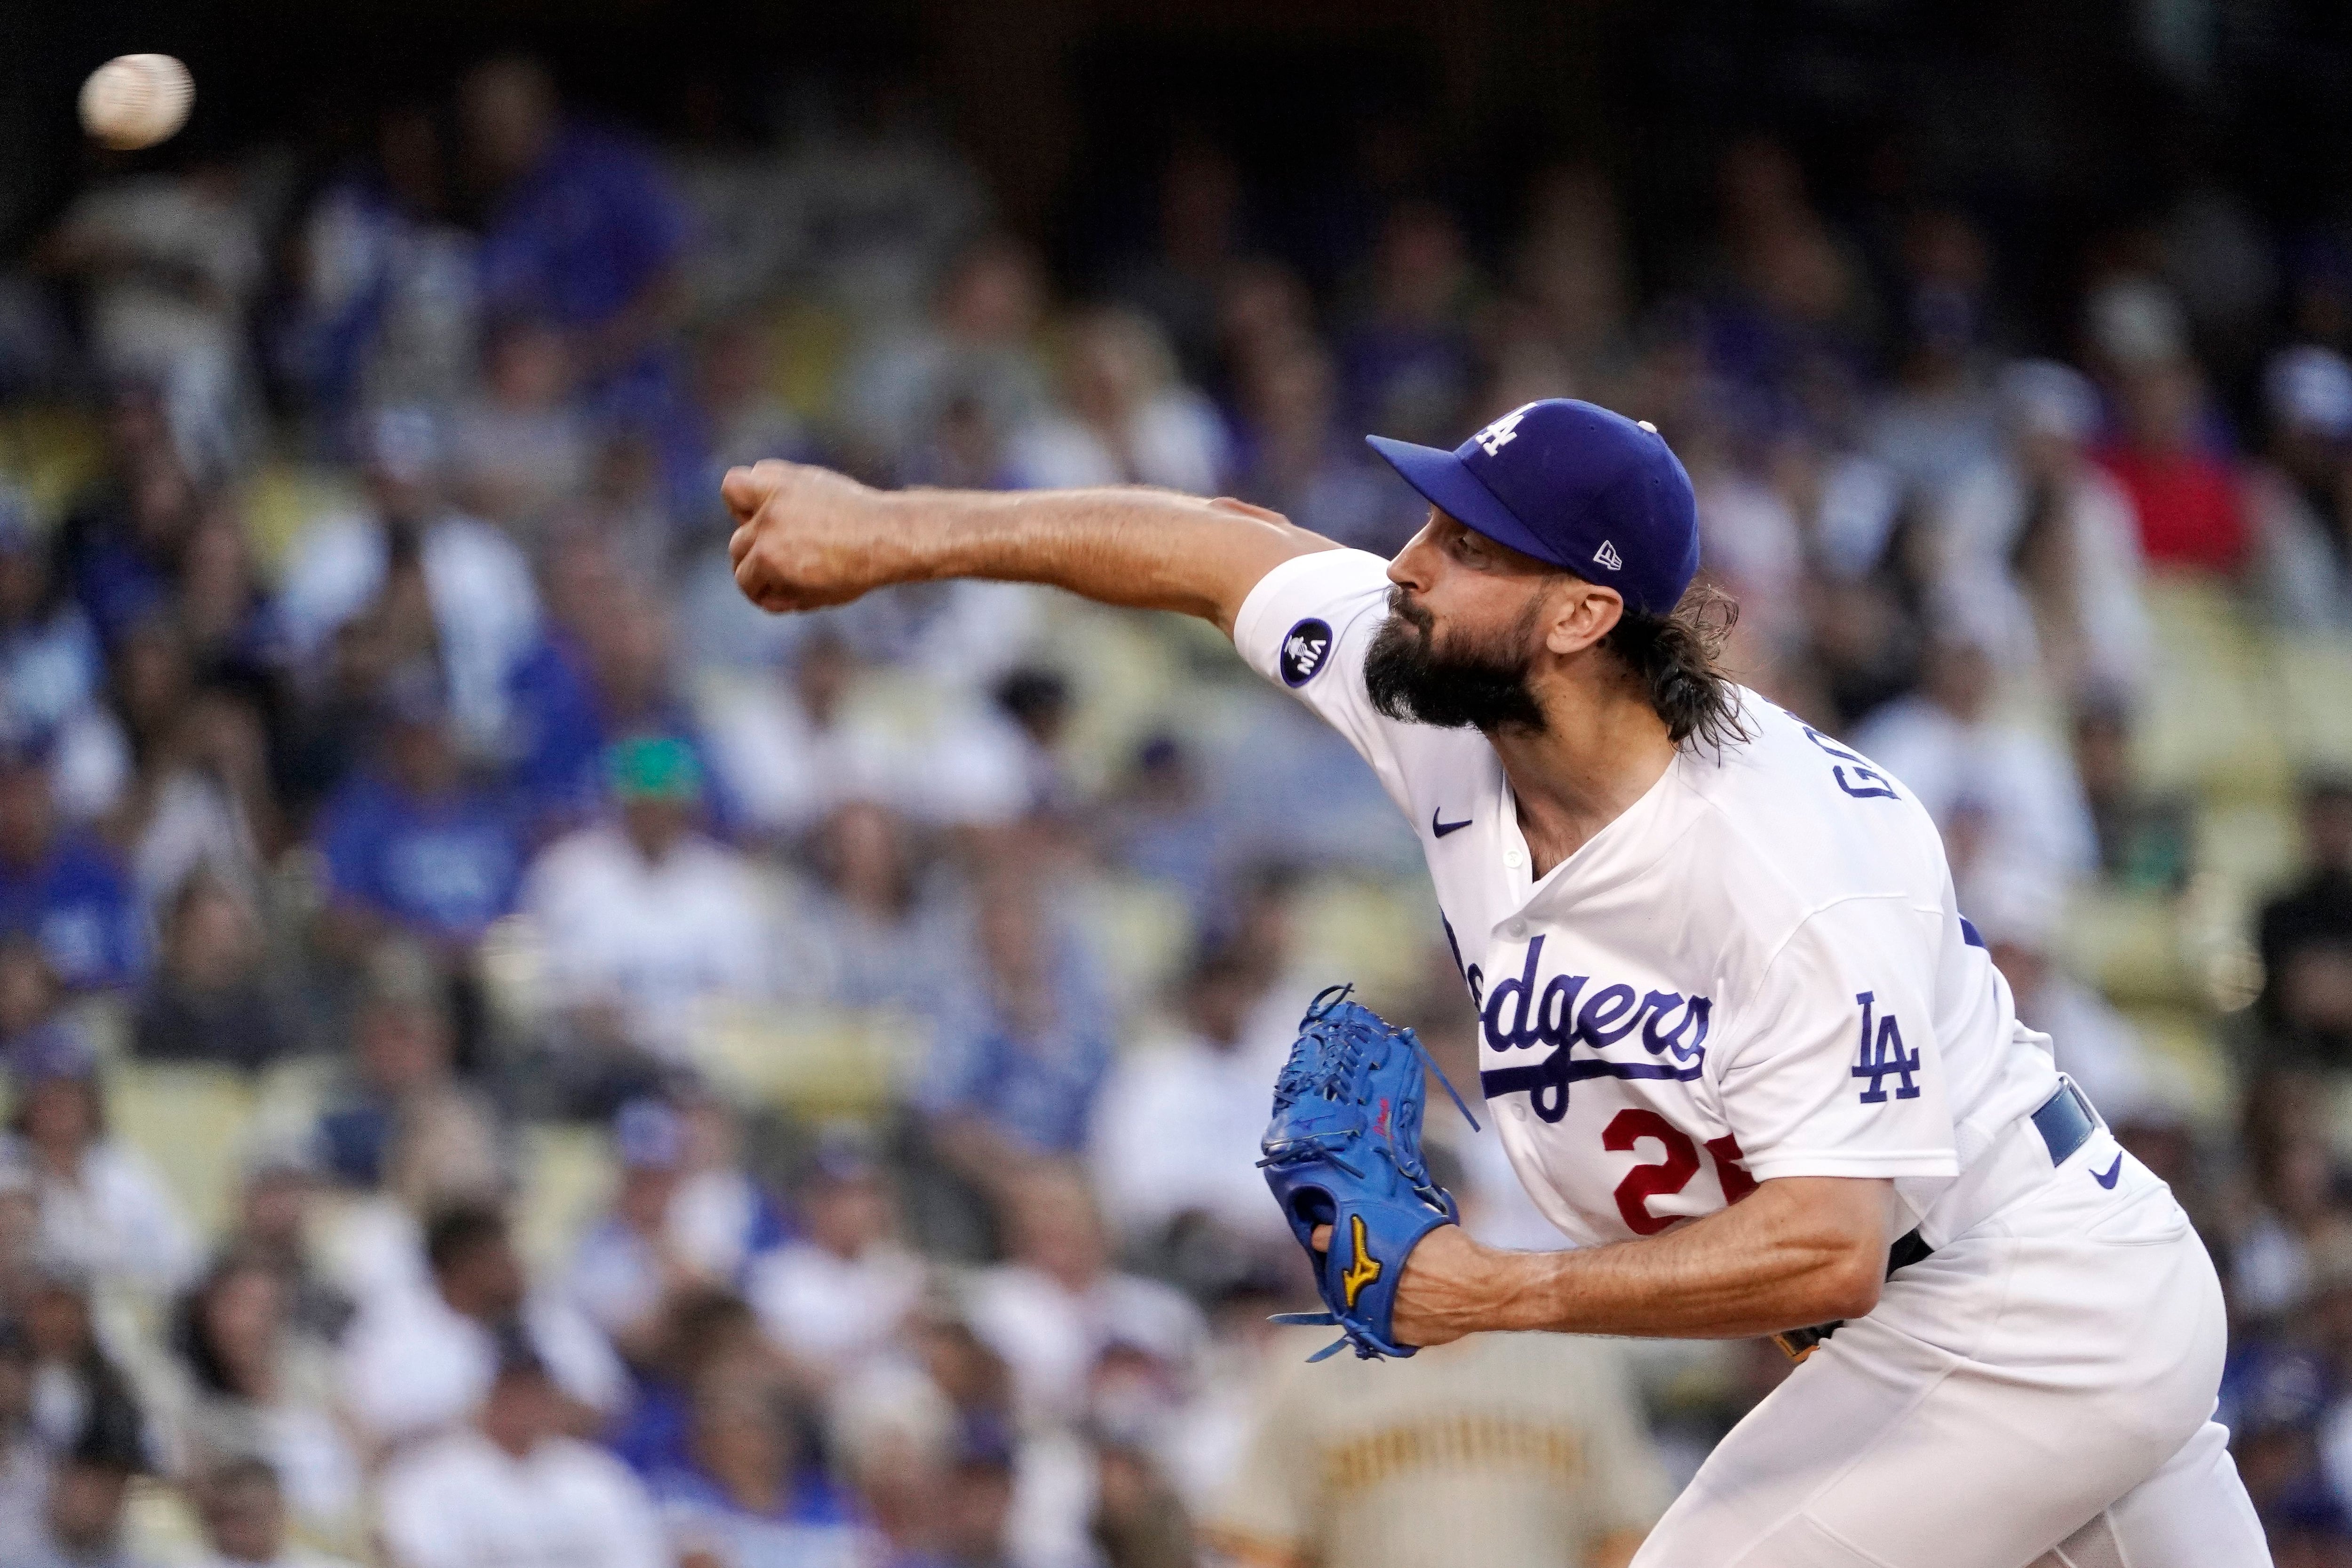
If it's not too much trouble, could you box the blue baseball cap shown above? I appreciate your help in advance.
[1367,399,1700,617]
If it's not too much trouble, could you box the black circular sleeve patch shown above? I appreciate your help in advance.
[1279,618,1334,686]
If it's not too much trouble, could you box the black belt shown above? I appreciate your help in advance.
[1770,1080,2098,1362]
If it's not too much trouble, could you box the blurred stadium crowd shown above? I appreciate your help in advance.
[4,39,2352,1568]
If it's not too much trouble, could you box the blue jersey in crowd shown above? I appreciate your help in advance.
[314,772,526,944]
[0,833,141,988]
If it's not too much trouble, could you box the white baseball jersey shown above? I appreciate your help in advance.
[1236,549,2064,1249]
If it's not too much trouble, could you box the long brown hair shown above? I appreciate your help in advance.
[1601,579,1750,752]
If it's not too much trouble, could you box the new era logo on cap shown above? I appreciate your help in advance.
[1365,399,1701,618]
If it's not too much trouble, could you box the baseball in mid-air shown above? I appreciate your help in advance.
[79,54,194,151]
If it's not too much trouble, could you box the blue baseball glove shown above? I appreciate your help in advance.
[1259,985,1479,1361]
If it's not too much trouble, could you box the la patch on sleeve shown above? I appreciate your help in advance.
[1281,618,1334,686]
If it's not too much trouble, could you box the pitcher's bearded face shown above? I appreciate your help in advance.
[1364,585,1547,732]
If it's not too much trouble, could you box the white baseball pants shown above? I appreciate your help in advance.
[1633,1126,2271,1567]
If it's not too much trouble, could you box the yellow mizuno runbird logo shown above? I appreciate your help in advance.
[1341,1213,1382,1308]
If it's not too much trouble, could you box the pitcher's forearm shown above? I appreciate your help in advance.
[1390,1176,1899,1344]
[892,487,1331,631]
[723,459,1336,632]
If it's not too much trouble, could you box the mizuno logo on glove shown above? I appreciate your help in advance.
[1342,1213,1383,1308]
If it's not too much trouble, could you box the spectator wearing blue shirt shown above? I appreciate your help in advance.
[310,669,524,956]
[0,748,140,989]
[460,56,688,421]
[650,1380,858,1568]
[920,867,1114,1195]
[509,572,734,838]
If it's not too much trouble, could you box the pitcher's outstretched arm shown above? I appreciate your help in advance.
[723,460,1339,637]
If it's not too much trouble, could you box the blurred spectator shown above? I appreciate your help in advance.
[746,1141,925,1384]
[1106,143,1249,387]
[0,489,106,764]
[216,1156,353,1344]
[111,647,277,932]
[934,1420,1019,1568]
[1206,1332,1669,1568]
[1851,633,2098,909]
[167,1254,361,1546]
[1087,947,1294,1276]
[278,104,481,421]
[461,56,688,414]
[2073,692,2194,895]
[1967,866,2154,1121]
[448,316,592,533]
[2095,340,2249,576]
[566,1099,717,1366]
[276,407,541,759]
[1007,307,1226,493]
[703,631,902,843]
[1336,202,1480,448]
[844,235,1049,478]
[1938,360,2152,697]
[0,1317,45,1539]
[376,1342,666,1568]
[1863,210,2004,502]
[0,746,141,989]
[777,73,989,329]
[310,668,526,958]
[1095,733,1219,916]
[2251,346,2352,630]
[20,1258,148,1464]
[39,160,264,470]
[312,942,495,1201]
[2258,776,2352,1060]
[920,870,1115,1181]
[962,1167,1202,1430]
[337,1202,625,1449]
[130,870,288,1069]
[4,1025,196,1297]
[520,735,770,1090]
[650,1381,858,1568]
[2231,1072,2350,1323]
[777,801,966,1017]
[6,1416,156,1568]
[190,1454,360,1568]
[605,1289,785,1481]
[510,579,731,836]
[1228,341,1409,555]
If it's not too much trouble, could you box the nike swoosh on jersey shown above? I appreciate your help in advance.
[1431,810,1473,838]
[2091,1154,2124,1189]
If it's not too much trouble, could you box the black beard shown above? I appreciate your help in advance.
[1363,588,1546,733]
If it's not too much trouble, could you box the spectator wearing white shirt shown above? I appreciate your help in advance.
[1006,307,1227,495]
[2,1022,197,1301]
[962,1167,1204,1431]
[745,1142,927,1384]
[1851,632,2098,913]
[1088,948,1296,1274]
[1935,359,2153,697]
[520,736,771,1094]
[566,1100,718,1368]
[376,1343,667,1568]
[189,1456,361,1568]
[338,1202,626,1451]
[275,409,540,760]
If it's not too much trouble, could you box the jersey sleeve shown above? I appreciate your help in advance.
[1713,897,1961,1184]
[1232,548,1416,808]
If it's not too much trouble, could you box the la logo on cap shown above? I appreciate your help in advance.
[1473,406,1529,456]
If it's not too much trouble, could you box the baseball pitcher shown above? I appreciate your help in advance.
[723,398,2269,1566]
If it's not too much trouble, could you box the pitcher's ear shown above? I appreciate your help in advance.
[1541,579,1623,656]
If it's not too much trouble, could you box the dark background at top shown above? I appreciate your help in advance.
[10,0,2352,351]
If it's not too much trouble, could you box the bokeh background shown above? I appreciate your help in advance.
[3,0,2352,1563]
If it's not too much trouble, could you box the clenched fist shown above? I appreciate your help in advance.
[723,460,904,613]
